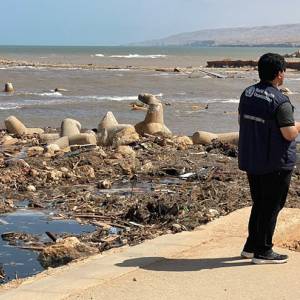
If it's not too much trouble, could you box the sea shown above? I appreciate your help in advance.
[1,46,300,135]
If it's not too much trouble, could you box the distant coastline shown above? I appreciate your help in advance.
[135,23,300,47]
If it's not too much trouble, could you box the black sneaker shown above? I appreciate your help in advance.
[252,251,288,264]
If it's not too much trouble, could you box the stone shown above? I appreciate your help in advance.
[47,170,63,181]
[141,161,154,173]
[117,145,136,158]
[27,146,44,157]
[172,223,182,233]
[46,144,61,153]
[26,185,36,192]
[38,237,97,268]
[112,127,140,146]
[61,118,81,137]
[4,82,14,93]
[173,136,193,147]
[0,135,18,146]
[77,165,95,178]
[98,179,112,189]
[29,169,39,177]
[205,209,220,221]
[60,167,69,173]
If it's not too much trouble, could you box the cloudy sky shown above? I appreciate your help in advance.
[1,0,300,45]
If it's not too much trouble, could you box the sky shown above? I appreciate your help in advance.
[1,0,300,46]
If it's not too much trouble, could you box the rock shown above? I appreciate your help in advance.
[135,94,172,136]
[98,179,112,189]
[112,127,139,146]
[47,170,63,181]
[38,237,97,268]
[26,185,36,192]
[205,209,220,221]
[117,145,136,158]
[4,82,14,93]
[141,161,154,173]
[46,144,61,153]
[192,131,239,146]
[60,167,69,173]
[0,135,18,146]
[61,118,81,137]
[77,165,95,178]
[172,223,182,233]
[27,146,44,157]
[173,136,193,147]
[29,169,39,177]
[5,159,30,169]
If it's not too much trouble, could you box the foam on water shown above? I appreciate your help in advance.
[109,54,167,59]
[0,93,164,110]
[23,91,63,97]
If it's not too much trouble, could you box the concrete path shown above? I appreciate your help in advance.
[1,207,300,300]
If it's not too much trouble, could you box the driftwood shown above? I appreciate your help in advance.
[189,69,227,79]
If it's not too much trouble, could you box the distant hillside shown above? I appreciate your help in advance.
[136,24,300,47]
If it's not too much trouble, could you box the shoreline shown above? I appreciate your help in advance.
[0,127,300,285]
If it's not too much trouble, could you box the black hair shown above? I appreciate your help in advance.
[258,53,286,82]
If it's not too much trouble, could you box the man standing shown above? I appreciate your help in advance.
[238,53,300,264]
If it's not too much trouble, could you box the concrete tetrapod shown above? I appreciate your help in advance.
[3,82,14,93]
[97,111,137,146]
[48,118,97,150]
[135,93,172,136]
[69,133,97,146]
[5,116,44,135]
[40,133,61,144]
[192,131,239,145]
[61,118,81,137]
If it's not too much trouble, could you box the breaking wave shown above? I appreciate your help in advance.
[0,93,164,110]
[109,54,167,59]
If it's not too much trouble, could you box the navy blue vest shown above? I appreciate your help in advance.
[238,81,296,175]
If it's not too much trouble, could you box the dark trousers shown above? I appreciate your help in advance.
[244,169,293,255]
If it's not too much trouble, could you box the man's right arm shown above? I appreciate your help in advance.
[277,102,300,141]
[280,123,300,141]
